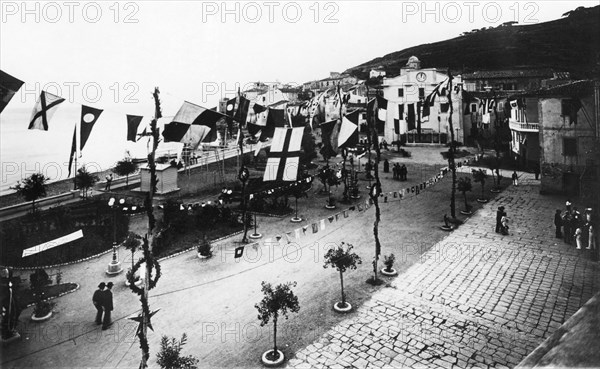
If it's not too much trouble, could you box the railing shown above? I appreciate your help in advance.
[509,121,540,132]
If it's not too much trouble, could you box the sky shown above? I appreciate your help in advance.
[1,0,597,113]
[0,1,597,190]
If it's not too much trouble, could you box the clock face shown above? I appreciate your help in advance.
[416,72,427,82]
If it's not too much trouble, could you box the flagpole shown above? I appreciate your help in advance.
[447,69,457,219]
[338,83,349,202]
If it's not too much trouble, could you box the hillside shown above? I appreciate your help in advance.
[345,6,600,79]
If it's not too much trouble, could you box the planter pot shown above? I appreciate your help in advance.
[31,310,52,322]
[325,204,336,209]
[249,233,263,239]
[261,349,285,367]
[350,195,361,200]
[197,253,211,259]
[476,199,489,204]
[440,225,453,231]
[290,217,302,223]
[380,268,398,276]
[333,301,352,313]
[460,210,473,216]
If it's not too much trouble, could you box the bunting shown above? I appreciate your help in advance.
[0,70,24,114]
[28,91,65,131]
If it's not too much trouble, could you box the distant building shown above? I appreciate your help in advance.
[369,68,386,79]
[380,56,465,144]
[462,69,558,92]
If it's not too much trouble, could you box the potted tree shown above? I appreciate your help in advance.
[197,235,212,259]
[323,242,362,313]
[472,169,488,203]
[255,281,300,366]
[124,232,143,287]
[156,333,199,369]
[30,269,53,322]
[381,253,397,276]
[457,177,473,215]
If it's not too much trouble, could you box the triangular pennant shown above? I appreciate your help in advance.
[312,223,318,233]
[302,226,308,234]
[343,210,348,218]
[126,115,144,142]
[328,216,334,223]
[295,228,301,239]
[320,219,326,230]
[234,246,244,259]
[28,91,65,131]
[80,105,103,150]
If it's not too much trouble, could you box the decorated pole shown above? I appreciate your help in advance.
[369,95,382,283]
[447,70,457,219]
[128,87,163,369]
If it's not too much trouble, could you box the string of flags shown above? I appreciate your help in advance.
[233,156,477,258]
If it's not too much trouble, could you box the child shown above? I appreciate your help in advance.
[501,215,510,235]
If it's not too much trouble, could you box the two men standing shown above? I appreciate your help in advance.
[92,282,114,330]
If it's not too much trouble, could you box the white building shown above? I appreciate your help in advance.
[380,56,464,144]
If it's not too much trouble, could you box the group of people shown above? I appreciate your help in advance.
[92,282,114,330]
[554,200,596,250]
[496,206,510,235]
[393,163,408,181]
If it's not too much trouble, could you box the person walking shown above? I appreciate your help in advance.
[496,206,506,233]
[534,166,540,180]
[511,171,518,186]
[92,282,105,325]
[102,282,114,330]
[554,209,563,238]
[401,164,407,181]
[392,163,398,179]
[383,159,390,173]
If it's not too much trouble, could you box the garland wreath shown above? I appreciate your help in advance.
[127,235,161,366]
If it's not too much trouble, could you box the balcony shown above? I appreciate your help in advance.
[509,120,540,132]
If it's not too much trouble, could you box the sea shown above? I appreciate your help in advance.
[0,106,183,195]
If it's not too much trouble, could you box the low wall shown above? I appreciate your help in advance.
[0,190,80,220]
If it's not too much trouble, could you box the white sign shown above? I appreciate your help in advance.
[22,230,84,258]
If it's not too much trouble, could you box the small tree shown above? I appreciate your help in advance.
[156,333,199,369]
[472,169,487,200]
[124,232,142,281]
[11,173,49,213]
[113,157,139,187]
[457,177,473,211]
[323,242,362,308]
[75,166,99,199]
[255,281,300,361]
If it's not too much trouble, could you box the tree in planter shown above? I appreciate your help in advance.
[124,232,142,284]
[197,234,212,258]
[457,177,473,213]
[75,166,99,199]
[156,333,199,369]
[113,157,139,187]
[383,253,395,273]
[30,269,53,318]
[255,281,300,363]
[323,242,362,309]
[11,173,49,214]
[472,169,488,202]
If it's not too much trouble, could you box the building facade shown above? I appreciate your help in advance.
[381,56,464,144]
[537,80,600,199]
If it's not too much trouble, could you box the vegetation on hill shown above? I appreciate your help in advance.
[345,6,599,79]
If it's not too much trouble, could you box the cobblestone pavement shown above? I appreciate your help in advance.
[287,175,600,369]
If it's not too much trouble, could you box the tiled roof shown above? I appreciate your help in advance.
[515,80,595,98]
[462,69,556,79]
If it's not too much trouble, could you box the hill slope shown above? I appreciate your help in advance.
[345,6,600,79]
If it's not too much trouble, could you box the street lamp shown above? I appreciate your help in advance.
[238,166,250,243]
[106,197,124,275]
